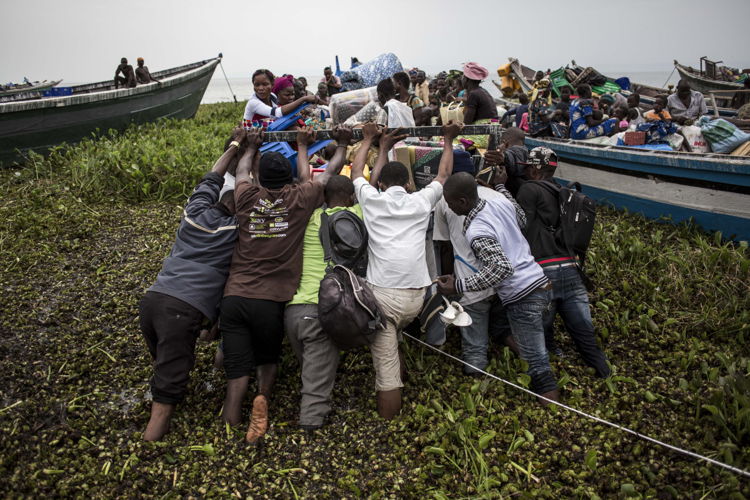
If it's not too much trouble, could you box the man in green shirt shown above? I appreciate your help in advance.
[285,175,363,430]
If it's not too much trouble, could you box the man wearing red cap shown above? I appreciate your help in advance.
[461,62,498,124]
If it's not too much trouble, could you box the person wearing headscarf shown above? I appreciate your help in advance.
[273,75,297,106]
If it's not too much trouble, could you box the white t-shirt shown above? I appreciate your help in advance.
[353,177,442,288]
[433,186,501,305]
[384,98,415,128]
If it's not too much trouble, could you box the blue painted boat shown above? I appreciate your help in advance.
[524,136,750,242]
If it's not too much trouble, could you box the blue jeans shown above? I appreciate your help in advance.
[542,265,610,378]
[505,287,558,394]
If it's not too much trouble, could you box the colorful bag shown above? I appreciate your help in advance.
[698,116,750,153]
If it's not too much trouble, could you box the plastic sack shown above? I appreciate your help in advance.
[439,101,464,124]
[329,86,378,124]
[698,116,750,154]
[680,125,709,153]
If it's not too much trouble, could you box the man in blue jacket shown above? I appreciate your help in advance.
[139,127,259,440]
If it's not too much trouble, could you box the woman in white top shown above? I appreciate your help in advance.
[243,69,318,126]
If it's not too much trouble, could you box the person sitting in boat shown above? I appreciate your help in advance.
[392,72,424,110]
[273,75,297,107]
[637,95,679,145]
[243,69,318,127]
[626,93,645,127]
[316,82,330,106]
[644,95,672,122]
[377,77,415,128]
[461,62,498,124]
[504,93,529,128]
[555,86,573,118]
[296,77,313,97]
[135,57,160,85]
[569,83,622,140]
[321,66,342,96]
[667,80,708,126]
[114,57,136,89]
[415,71,430,105]
[612,106,630,130]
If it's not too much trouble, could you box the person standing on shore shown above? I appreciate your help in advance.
[138,127,249,441]
[351,121,462,419]
[515,147,611,377]
[220,126,347,444]
[437,172,559,404]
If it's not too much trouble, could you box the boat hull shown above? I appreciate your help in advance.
[0,59,219,166]
[675,63,743,95]
[525,136,750,241]
[552,160,750,243]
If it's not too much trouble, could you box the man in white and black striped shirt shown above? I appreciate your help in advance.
[437,172,559,404]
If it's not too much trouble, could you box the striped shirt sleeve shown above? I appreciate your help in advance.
[455,236,514,293]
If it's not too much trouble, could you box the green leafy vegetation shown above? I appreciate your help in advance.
[1,103,749,497]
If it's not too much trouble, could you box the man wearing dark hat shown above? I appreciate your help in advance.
[219,126,349,443]
[135,57,160,85]
[515,147,610,378]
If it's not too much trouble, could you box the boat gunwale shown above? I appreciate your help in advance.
[0,58,221,114]
[524,135,750,169]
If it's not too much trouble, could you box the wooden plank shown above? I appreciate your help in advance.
[257,124,502,143]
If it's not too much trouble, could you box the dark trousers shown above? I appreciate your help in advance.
[139,291,203,405]
[220,296,286,380]
[542,265,611,378]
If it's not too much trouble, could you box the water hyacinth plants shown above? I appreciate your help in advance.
[0,102,748,497]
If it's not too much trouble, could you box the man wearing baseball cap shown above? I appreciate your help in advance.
[515,147,611,378]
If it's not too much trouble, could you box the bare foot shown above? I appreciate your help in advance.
[245,395,268,444]
[143,402,175,441]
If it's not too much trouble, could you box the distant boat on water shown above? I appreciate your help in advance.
[674,58,746,95]
[0,79,63,98]
[0,56,221,166]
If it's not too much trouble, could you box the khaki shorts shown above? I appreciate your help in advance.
[368,284,425,391]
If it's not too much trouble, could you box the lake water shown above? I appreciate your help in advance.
[200,71,678,105]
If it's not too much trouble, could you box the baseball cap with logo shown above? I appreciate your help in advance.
[521,146,558,169]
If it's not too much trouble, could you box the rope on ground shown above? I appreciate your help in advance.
[401,331,750,478]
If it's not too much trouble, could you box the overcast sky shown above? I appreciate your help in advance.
[2,0,749,84]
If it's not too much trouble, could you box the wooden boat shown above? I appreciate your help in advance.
[0,79,62,97]
[524,135,750,242]
[674,59,745,95]
[0,56,221,166]
[568,60,737,117]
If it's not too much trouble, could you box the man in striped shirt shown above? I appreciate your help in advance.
[437,172,559,404]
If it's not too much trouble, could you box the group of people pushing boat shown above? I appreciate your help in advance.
[138,61,618,445]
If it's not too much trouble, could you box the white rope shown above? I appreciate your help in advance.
[402,331,750,478]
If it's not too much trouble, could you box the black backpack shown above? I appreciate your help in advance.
[319,210,368,276]
[317,210,382,350]
[534,180,596,267]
